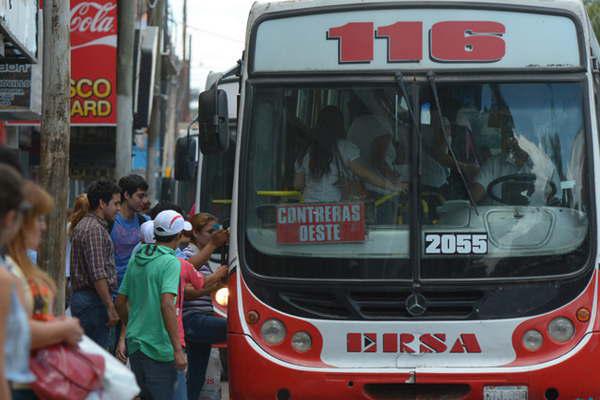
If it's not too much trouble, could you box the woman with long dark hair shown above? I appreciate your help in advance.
[294,106,405,202]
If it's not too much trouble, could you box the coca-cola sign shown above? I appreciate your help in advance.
[70,0,117,125]
[71,1,117,49]
[8,0,117,126]
[71,2,116,32]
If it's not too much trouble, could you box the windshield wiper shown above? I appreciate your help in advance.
[427,71,480,216]
[395,72,420,177]
[395,72,418,126]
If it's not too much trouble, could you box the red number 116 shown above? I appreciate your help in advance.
[326,21,506,64]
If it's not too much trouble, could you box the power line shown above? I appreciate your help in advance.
[186,24,243,43]
[166,16,243,43]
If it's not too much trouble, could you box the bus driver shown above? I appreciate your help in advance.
[471,130,561,205]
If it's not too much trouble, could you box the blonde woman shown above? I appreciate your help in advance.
[7,181,84,399]
[0,164,33,400]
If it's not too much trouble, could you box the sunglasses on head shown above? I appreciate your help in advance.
[18,201,32,215]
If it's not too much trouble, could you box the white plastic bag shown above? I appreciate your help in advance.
[79,336,140,400]
[198,347,222,400]
[85,390,103,400]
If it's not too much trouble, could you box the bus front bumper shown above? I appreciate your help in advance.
[228,332,600,400]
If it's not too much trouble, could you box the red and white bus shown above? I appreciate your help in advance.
[196,0,600,398]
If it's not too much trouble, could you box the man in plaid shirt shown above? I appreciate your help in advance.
[70,180,122,350]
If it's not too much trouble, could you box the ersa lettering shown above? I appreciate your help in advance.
[276,204,363,243]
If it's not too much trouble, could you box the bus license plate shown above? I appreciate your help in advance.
[483,386,528,400]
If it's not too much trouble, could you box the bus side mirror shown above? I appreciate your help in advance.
[174,135,198,181]
[198,86,230,154]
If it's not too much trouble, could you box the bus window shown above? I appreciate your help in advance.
[243,82,589,280]
[244,85,413,279]
[420,81,588,279]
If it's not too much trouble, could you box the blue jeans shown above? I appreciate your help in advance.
[70,290,114,351]
[11,389,37,400]
[183,312,227,400]
[129,350,177,400]
[173,369,187,400]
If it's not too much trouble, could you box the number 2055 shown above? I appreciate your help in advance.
[425,233,488,255]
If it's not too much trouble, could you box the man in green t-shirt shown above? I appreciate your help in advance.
[115,210,187,399]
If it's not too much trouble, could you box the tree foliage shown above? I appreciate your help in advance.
[587,0,600,41]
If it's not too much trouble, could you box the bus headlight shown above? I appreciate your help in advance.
[291,331,312,353]
[215,287,229,307]
[260,319,286,346]
[548,317,575,343]
[522,329,543,351]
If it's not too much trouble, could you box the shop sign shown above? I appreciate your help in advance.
[0,63,42,119]
[70,0,117,125]
[276,202,366,244]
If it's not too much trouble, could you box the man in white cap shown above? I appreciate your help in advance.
[115,210,188,400]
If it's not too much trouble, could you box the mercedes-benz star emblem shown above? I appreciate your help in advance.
[405,293,427,317]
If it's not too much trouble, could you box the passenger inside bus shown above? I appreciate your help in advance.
[293,106,406,204]
[421,105,481,194]
[347,114,409,223]
[471,127,562,205]
[283,94,311,185]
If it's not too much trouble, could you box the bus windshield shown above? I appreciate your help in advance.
[243,81,590,280]
[201,141,236,223]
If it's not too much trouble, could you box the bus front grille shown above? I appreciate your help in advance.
[278,288,484,320]
[350,290,484,320]
[280,291,351,319]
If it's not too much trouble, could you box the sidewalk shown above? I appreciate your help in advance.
[222,382,229,399]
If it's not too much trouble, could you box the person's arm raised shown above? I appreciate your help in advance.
[203,265,228,288]
[187,229,229,268]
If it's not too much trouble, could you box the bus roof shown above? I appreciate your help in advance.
[249,0,587,25]
[246,0,592,72]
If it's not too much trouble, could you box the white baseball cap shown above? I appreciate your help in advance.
[154,210,186,237]
[183,221,192,232]
[140,220,155,244]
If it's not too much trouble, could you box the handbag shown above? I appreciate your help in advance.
[30,344,105,400]
[334,148,367,201]
[78,335,141,400]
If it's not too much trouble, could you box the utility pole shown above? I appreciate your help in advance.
[115,0,138,179]
[39,0,70,314]
[182,0,187,62]
[177,0,191,123]
[146,0,165,201]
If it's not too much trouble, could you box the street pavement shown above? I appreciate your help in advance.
[222,382,229,399]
